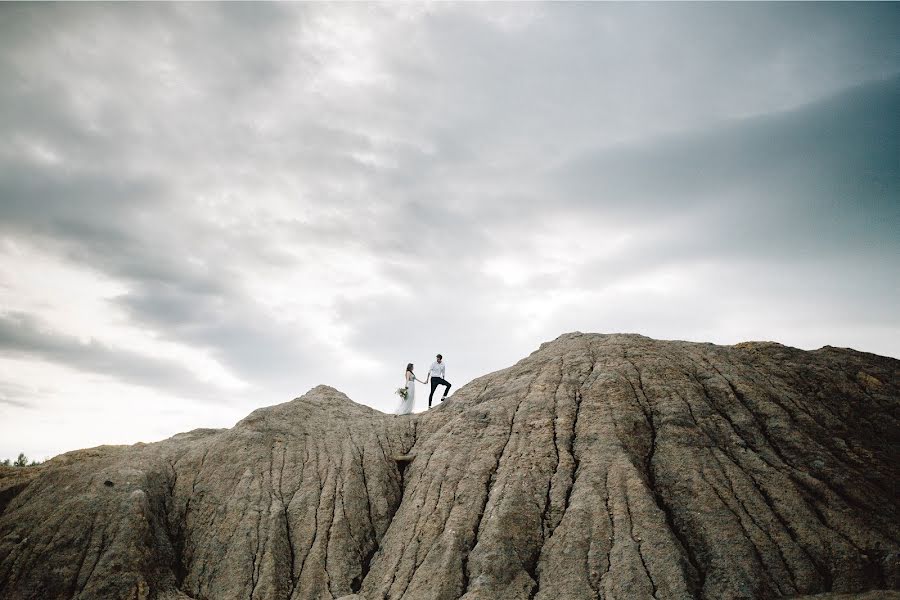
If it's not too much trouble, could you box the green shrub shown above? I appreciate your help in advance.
[3,453,41,467]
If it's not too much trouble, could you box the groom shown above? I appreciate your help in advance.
[426,353,451,407]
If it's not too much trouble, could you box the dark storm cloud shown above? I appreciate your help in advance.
[381,3,900,161]
[0,311,218,398]
[112,282,326,387]
[0,161,165,246]
[552,74,900,239]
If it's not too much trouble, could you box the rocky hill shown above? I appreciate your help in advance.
[0,333,898,600]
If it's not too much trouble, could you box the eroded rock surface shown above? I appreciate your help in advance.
[1,333,897,600]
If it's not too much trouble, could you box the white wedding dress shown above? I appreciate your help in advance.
[395,373,415,415]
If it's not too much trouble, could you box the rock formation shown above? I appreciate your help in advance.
[0,333,897,600]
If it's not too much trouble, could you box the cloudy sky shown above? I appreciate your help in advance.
[1,3,898,462]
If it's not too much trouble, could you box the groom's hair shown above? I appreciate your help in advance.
[436,354,442,359]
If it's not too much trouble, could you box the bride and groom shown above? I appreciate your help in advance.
[395,354,451,415]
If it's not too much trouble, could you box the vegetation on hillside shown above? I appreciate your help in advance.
[1,453,42,467]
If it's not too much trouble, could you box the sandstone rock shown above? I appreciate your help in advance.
[0,333,897,599]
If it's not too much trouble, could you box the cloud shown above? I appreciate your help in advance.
[551,74,900,248]
[0,311,230,400]
[0,382,41,410]
[0,2,897,458]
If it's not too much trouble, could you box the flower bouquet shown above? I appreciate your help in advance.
[395,386,409,400]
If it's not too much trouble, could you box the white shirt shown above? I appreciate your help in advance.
[429,361,445,378]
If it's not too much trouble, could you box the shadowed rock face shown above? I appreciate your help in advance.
[0,333,897,600]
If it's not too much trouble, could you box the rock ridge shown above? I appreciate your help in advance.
[0,333,898,600]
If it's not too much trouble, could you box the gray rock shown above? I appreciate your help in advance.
[1,333,897,599]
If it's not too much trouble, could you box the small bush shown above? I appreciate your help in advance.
[3,453,42,467]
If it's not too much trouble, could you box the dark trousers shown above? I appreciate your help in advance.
[429,377,451,406]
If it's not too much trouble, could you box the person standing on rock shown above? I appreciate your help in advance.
[396,363,424,415]
[426,354,451,407]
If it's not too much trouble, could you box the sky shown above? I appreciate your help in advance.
[1,2,898,462]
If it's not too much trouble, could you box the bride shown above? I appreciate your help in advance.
[396,362,425,415]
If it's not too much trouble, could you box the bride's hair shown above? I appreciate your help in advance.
[406,363,414,373]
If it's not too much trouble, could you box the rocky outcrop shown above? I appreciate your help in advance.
[0,464,43,517]
[0,333,897,599]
